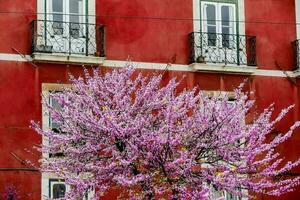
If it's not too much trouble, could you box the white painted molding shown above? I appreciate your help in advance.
[104,60,192,71]
[104,60,299,78]
[238,0,246,35]
[37,0,45,20]
[193,0,201,32]
[256,69,295,78]
[0,53,32,62]
[296,0,300,39]
[1,53,300,78]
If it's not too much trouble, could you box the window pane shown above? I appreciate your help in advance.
[50,97,62,130]
[70,15,79,23]
[52,22,63,35]
[52,183,66,198]
[221,6,230,26]
[70,0,82,14]
[222,27,230,48]
[49,95,65,157]
[208,25,216,34]
[207,26,216,46]
[211,185,224,199]
[222,26,229,35]
[52,15,63,35]
[53,13,63,22]
[70,22,80,38]
[53,0,63,13]
[206,4,216,25]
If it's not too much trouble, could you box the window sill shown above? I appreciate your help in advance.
[189,63,257,75]
[31,53,105,65]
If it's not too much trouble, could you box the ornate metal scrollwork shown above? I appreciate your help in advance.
[30,20,105,57]
[189,32,256,66]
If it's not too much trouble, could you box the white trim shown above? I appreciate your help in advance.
[49,179,70,199]
[103,60,299,78]
[37,0,45,20]
[0,53,299,78]
[239,0,245,35]
[0,53,32,62]
[41,85,94,200]
[255,69,295,77]
[193,0,201,32]
[41,89,51,200]
[88,0,96,24]
[296,0,300,39]
[41,89,66,200]
[104,60,191,71]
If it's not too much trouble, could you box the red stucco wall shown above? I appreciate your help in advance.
[0,0,300,199]
[245,0,297,70]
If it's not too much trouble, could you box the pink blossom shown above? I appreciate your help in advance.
[32,66,300,200]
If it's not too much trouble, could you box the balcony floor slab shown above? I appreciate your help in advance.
[190,63,257,75]
[31,53,105,65]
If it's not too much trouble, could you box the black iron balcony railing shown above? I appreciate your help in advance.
[30,20,105,57]
[189,32,256,66]
[292,40,300,70]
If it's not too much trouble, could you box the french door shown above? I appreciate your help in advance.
[201,2,237,64]
[46,0,87,54]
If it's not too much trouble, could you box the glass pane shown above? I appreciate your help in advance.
[206,4,216,25]
[70,15,79,23]
[50,97,62,130]
[208,26,216,46]
[52,183,66,198]
[52,20,63,35]
[222,26,230,35]
[211,185,224,199]
[208,25,216,34]
[70,0,82,14]
[221,6,230,26]
[222,27,230,48]
[53,13,63,22]
[52,0,63,13]
[70,22,80,38]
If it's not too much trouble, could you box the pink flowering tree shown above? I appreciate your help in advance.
[33,67,300,200]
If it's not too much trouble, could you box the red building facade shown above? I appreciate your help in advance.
[0,0,300,199]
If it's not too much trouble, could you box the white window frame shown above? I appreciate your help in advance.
[296,0,300,39]
[208,183,244,200]
[41,83,94,200]
[36,0,96,56]
[49,179,70,199]
[37,0,95,24]
[201,2,236,35]
[193,0,245,35]
[47,0,86,25]
[201,2,236,49]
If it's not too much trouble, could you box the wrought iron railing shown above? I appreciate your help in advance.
[189,32,256,66]
[30,20,105,57]
[292,40,300,70]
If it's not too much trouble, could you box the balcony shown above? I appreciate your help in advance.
[189,32,257,74]
[30,20,105,65]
